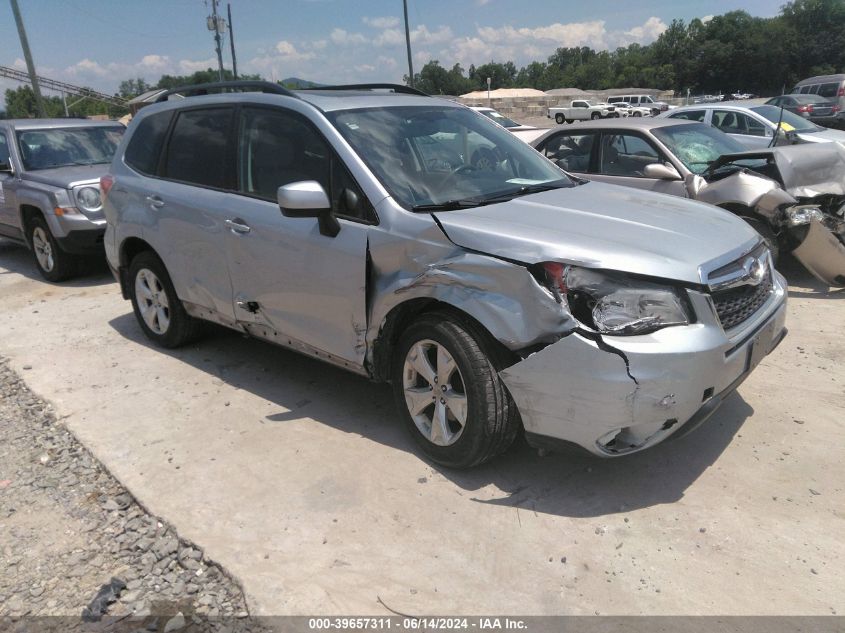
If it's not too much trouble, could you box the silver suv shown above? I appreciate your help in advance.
[103,82,787,468]
[0,119,125,280]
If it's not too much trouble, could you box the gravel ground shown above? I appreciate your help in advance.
[0,356,269,631]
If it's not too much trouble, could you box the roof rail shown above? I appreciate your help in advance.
[154,81,296,103]
[299,83,430,97]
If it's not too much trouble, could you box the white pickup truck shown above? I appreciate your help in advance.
[548,100,619,124]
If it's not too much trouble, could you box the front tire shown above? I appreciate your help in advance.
[555,113,565,124]
[591,112,601,120]
[28,215,78,282]
[392,312,520,469]
[128,251,201,348]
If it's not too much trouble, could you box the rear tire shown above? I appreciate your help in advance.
[392,312,520,469]
[591,112,601,120]
[128,251,202,348]
[28,215,78,282]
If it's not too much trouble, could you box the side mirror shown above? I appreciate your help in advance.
[643,162,681,180]
[277,180,340,237]
[0,160,13,173]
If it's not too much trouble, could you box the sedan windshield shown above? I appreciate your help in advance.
[327,105,571,210]
[16,126,124,171]
[750,105,823,133]
[652,123,752,174]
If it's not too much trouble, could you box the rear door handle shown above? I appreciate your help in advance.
[145,195,165,209]
[225,218,251,234]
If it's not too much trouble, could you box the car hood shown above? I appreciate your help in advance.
[432,181,760,285]
[708,144,845,197]
[21,164,109,188]
[795,127,845,144]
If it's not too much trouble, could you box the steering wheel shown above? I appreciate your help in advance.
[471,147,500,172]
[440,163,478,189]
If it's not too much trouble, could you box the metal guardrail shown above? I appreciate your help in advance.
[0,65,127,108]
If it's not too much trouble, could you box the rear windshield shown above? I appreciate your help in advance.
[750,105,823,132]
[16,126,124,171]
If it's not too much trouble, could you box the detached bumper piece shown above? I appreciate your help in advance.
[791,219,845,287]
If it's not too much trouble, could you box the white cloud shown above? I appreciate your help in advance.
[624,17,668,43]
[330,28,367,46]
[374,28,404,46]
[139,54,171,71]
[274,40,315,61]
[363,16,400,29]
[65,58,110,77]
[355,64,376,72]
[476,0,491,5]
[177,57,217,74]
[701,14,715,23]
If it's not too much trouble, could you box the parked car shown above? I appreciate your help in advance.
[0,119,125,280]
[606,94,669,115]
[104,81,787,467]
[765,94,843,128]
[664,102,845,148]
[611,101,652,118]
[469,106,546,143]
[548,100,618,124]
[791,74,845,111]
[531,118,845,286]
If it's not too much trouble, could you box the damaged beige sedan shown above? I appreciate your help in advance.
[105,82,788,468]
[533,119,845,287]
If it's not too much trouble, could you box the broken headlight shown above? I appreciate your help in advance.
[784,205,824,227]
[541,263,691,335]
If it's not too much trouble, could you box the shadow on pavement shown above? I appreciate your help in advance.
[0,237,114,288]
[108,310,753,519]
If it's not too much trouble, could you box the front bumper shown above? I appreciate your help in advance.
[500,274,788,457]
[55,227,106,255]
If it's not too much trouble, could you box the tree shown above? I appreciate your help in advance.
[118,78,152,99]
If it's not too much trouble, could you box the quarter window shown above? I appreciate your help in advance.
[124,111,172,175]
[670,110,706,122]
[0,133,9,166]
[818,82,839,98]
[163,108,233,189]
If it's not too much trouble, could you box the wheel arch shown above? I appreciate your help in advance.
[370,297,517,383]
[118,236,159,299]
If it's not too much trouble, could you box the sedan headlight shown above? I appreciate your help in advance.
[784,205,824,227]
[74,186,102,212]
[540,263,691,335]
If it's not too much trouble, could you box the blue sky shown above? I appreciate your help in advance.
[1,0,784,106]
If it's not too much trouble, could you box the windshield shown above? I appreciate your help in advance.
[478,109,520,128]
[327,105,572,210]
[652,123,760,174]
[750,105,823,133]
[16,126,124,171]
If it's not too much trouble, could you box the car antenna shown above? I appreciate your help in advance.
[769,105,785,148]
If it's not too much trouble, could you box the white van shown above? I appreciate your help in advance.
[606,94,668,115]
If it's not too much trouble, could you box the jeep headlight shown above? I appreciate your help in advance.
[784,205,824,227]
[74,186,102,212]
[540,263,691,335]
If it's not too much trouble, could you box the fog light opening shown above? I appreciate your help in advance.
[702,387,715,402]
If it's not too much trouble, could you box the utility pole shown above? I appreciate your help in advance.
[403,0,414,87]
[207,0,225,82]
[227,3,238,80]
[9,0,46,117]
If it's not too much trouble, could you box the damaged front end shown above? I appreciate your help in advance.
[699,145,845,286]
[499,248,788,457]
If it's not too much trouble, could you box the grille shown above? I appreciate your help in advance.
[711,268,773,330]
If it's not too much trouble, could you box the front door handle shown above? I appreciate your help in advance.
[145,195,165,209]
[225,218,251,234]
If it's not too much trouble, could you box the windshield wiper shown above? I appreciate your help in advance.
[477,182,568,204]
[411,199,483,212]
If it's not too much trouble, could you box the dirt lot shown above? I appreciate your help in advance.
[0,237,843,616]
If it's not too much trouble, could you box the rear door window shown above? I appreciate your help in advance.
[163,108,234,189]
[670,110,706,122]
[538,132,596,172]
[124,111,172,175]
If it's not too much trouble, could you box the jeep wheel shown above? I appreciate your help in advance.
[29,215,78,282]
[128,251,201,348]
[555,113,565,124]
[591,112,601,120]
[392,312,519,468]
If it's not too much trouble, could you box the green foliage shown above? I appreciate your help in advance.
[407,1,845,96]
[156,69,260,90]
[4,85,125,119]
